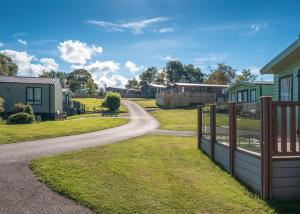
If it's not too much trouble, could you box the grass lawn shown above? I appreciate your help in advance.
[0,116,128,145]
[31,135,299,213]
[73,98,128,113]
[130,98,259,131]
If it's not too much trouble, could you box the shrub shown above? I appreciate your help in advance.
[13,103,34,115]
[102,92,121,111]
[7,112,35,124]
[0,97,4,114]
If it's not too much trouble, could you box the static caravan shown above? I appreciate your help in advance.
[0,75,63,120]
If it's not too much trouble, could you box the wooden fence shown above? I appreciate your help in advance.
[198,96,300,200]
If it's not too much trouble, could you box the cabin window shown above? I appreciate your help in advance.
[237,90,248,102]
[250,89,256,102]
[26,87,42,105]
[231,93,236,101]
[237,91,242,102]
[279,75,293,101]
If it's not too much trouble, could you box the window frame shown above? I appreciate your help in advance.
[279,75,293,101]
[26,87,42,105]
[237,89,248,103]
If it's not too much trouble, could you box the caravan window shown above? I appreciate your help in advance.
[280,75,293,101]
[26,87,42,105]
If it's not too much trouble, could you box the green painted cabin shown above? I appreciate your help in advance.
[261,37,300,101]
[227,81,274,103]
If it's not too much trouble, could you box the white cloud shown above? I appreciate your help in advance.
[158,27,175,33]
[58,40,103,64]
[86,17,170,34]
[72,60,126,88]
[194,53,228,65]
[249,23,267,33]
[125,60,140,74]
[0,42,4,47]
[40,58,59,71]
[17,39,28,46]
[159,55,178,61]
[0,50,58,76]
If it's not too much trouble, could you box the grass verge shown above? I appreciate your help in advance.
[30,135,292,213]
[0,117,128,145]
[73,98,128,113]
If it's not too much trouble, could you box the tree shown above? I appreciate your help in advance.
[183,64,205,83]
[165,60,184,83]
[236,69,257,81]
[67,69,98,95]
[155,69,167,85]
[126,78,140,89]
[206,63,236,84]
[0,54,18,76]
[139,67,158,84]
[39,71,68,87]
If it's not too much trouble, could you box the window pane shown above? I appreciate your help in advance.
[280,76,292,101]
[243,91,248,102]
[27,88,33,100]
[34,88,42,101]
[251,90,256,102]
[237,92,242,102]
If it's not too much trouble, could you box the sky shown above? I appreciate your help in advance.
[1,0,300,88]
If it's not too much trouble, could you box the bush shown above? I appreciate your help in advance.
[13,103,34,114]
[0,97,5,118]
[102,92,121,111]
[7,112,35,124]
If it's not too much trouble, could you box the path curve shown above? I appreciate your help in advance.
[0,100,159,214]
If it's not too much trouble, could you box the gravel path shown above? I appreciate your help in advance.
[0,100,159,214]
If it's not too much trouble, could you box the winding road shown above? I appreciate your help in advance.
[0,100,159,214]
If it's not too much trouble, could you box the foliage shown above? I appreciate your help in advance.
[7,112,35,124]
[102,92,121,111]
[39,71,68,87]
[31,135,274,213]
[165,60,185,83]
[206,63,236,84]
[0,97,4,114]
[154,69,167,85]
[67,69,98,95]
[13,103,34,115]
[125,78,140,89]
[236,69,257,81]
[0,53,18,76]
[139,66,158,84]
[182,64,205,83]
[73,98,128,113]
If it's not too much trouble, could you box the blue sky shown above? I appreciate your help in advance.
[1,0,300,87]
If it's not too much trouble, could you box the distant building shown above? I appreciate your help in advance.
[227,81,274,103]
[106,87,141,98]
[0,75,62,120]
[156,82,229,108]
[140,84,167,98]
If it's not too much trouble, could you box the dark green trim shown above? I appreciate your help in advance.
[278,74,293,101]
[26,87,42,105]
[259,84,262,97]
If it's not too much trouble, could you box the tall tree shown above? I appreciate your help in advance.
[236,69,257,81]
[126,78,140,89]
[206,63,236,84]
[139,67,158,84]
[39,70,68,87]
[165,60,184,83]
[67,69,98,95]
[183,64,205,83]
[155,69,167,85]
[0,54,18,76]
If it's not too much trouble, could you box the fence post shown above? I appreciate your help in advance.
[229,102,237,175]
[197,105,202,149]
[260,96,273,200]
[210,104,216,159]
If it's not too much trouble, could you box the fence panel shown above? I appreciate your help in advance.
[236,102,261,153]
[215,104,229,144]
